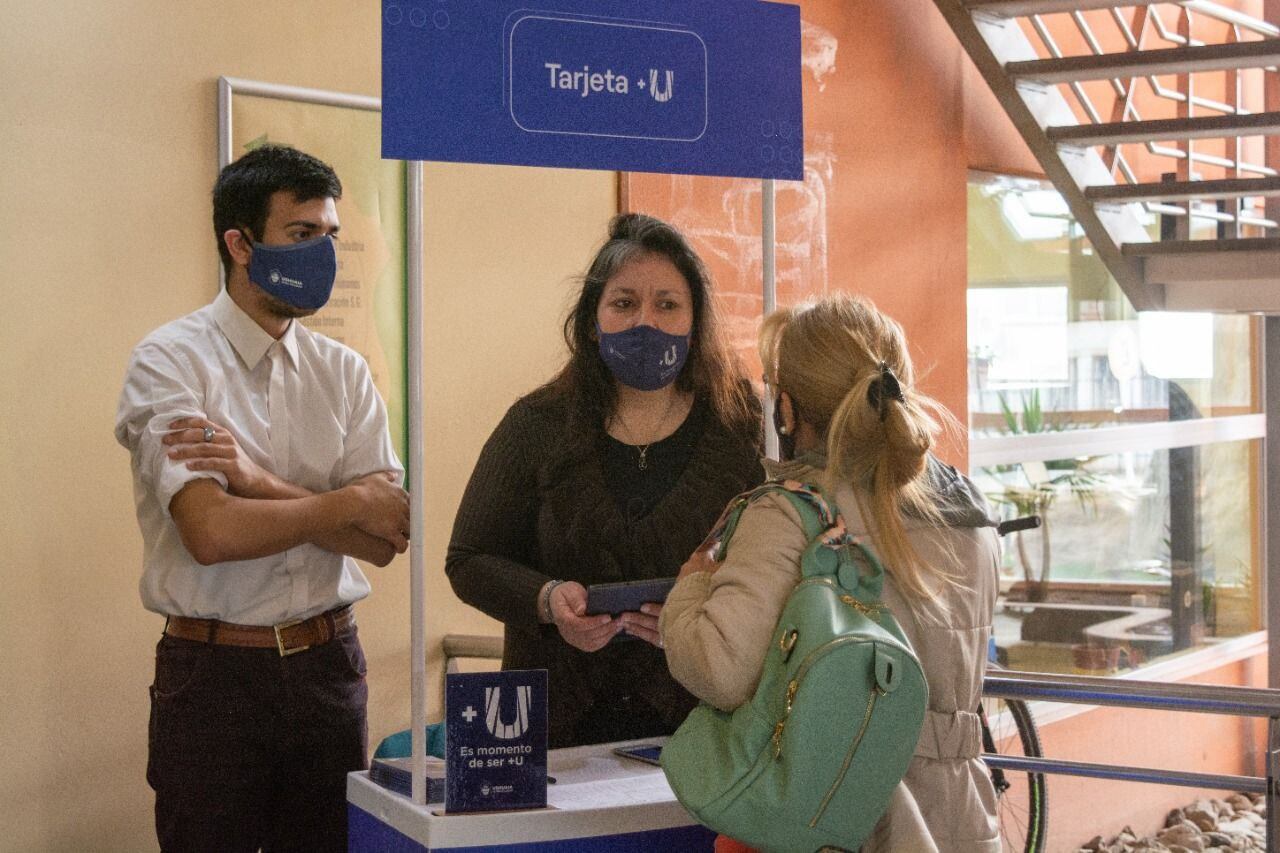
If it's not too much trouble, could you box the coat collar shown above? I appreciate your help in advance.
[761,450,828,484]
[762,451,995,529]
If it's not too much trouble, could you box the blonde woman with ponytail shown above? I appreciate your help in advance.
[661,295,1001,853]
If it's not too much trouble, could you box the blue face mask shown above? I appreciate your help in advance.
[246,234,338,311]
[597,324,691,391]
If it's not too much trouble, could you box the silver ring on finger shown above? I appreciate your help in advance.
[202,426,215,443]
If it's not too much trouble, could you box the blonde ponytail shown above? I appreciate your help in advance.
[759,295,961,600]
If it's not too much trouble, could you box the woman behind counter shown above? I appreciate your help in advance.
[446,213,761,748]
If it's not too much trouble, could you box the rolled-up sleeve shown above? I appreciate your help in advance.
[114,343,228,516]
[660,493,807,712]
[337,353,404,487]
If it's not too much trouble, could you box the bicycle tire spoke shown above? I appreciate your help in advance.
[982,676,1047,852]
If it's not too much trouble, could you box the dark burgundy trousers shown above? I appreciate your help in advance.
[147,625,368,853]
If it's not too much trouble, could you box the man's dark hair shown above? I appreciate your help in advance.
[212,145,342,269]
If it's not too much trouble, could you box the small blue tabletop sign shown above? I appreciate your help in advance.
[382,0,803,179]
[445,669,548,813]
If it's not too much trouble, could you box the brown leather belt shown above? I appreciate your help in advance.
[164,606,355,657]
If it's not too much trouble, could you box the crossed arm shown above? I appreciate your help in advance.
[165,417,408,567]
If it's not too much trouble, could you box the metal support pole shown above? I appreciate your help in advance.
[216,78,234,291]
[1266,0,1280,229]
[1265,1,1279,698]
[1176,10,1193,243]
[216,78,233,170]
[1268,716,1279,853]
[1267,318,1280,689]
[762,178,778,460]
[983,670,1280,851]
[1169,383,1203,651]
[762,179,776,316]
[982,753,1265,793]
[407,161,427,804]
[986,669,1280,715]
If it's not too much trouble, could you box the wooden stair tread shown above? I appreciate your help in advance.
[1048,112,1280,146]
[1007,40,1280,84]
[1086,177,1280,204]
[1122,237,1280,256]
[967,0,1162,15]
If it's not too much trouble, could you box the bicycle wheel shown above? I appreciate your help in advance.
[980,695,1048,853]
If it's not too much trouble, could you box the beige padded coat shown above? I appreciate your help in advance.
[660,455,1002,853]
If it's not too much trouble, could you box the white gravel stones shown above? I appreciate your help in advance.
[1076,792,1267,853]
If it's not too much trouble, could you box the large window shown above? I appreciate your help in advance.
[968,173,1262,676]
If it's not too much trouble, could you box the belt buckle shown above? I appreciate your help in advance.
[274,618,309,657]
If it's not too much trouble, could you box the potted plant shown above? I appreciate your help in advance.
[988,390,1107,603]
[1205,561,1256,637]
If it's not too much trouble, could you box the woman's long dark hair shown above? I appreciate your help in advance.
[543,213,753,432]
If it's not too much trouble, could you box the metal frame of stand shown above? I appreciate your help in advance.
[983,669,1280,850]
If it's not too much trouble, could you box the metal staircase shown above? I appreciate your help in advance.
[934,0,1280,312]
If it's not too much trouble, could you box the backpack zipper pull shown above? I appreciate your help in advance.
[839,594,883,621]
[772,679,800,759]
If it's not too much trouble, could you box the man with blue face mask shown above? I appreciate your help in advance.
[114,145,408,852]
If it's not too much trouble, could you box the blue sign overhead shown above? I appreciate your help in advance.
[509,16,708,142]
[382,0,804,179]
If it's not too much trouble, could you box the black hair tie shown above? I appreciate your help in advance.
[866,362,905,422]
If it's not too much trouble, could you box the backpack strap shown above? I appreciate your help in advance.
[711,479,888,601]
[711,481,831,550]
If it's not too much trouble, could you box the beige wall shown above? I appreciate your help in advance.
[4,2,1272,851]
[0,4,614,850]
[626,0,976,466]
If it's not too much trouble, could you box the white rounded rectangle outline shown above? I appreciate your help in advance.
[506,13,710,143]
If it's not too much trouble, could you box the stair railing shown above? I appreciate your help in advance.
[1013,3,1279,237]
[984,669,1280,852]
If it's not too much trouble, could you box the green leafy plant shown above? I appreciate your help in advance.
[998,389,1041,435]
[990,390,1109,602]
[1203,558,1256,634]
[991,467,1105,602]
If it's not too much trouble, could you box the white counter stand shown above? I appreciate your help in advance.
[347,737,716,851]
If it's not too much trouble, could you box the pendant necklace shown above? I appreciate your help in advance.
[615,393,679,471]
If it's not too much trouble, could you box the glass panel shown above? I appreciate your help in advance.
[975,439,1259,675]
[967,173,1255,439]
[967,172,1262,674]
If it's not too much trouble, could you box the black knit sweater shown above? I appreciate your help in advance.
[445,387,762,747]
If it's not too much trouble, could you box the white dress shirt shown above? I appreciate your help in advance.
[115,289,403,625]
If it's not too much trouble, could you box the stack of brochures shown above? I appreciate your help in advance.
[368,756,446,803]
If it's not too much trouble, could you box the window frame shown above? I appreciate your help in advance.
[965,169,1266,676]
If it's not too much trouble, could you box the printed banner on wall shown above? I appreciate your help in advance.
[383,0,804,179]
[230,97,407,463]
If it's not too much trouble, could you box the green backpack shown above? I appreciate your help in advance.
[661,481,929,853]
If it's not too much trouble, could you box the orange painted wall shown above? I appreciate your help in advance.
[626,1,1271,848]
[1037,652,1268,850]
[625,0,974,466]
